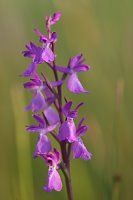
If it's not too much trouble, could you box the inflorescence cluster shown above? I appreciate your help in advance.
[21,12,92,193]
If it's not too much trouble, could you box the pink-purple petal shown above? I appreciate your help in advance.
[44,148,61,167]
[20,62,37,77]
[33,114,46,128]
[44,96,56,109]
[73,64,90,72]
[62,101,72,116]
[72,139,92,160]
[70,53,83,68]
[44,168,62,192]
[76,125,88,137]
[77,117,85,129]
[25,92,46,112]
[26,125,43,133]
[34,135,51,156]
[53,149,61,164]
[34,28,48,43]
[44,107,59,124]
[43,122,59,134]
[58,119,77,142]
[41,46,55,63]
[46,12,61,29]
[50,12,62,25]
[67,110,78,119]
[67,73,88,94]
[24,82,39,90]
[50,32,57,43]
[55,66,72,74]
[51,80,64,87]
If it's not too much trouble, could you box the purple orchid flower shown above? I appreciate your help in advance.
[43,149,62,192]
[21,40,55,77]
[24,76,53,112]
[58,101,83,142]
[22,41,55,64]
[46,12,62,32]
[24,76,64,92]
[72,118,92,160]
[26,114,58,156]
[55,54,90,94]
[34,28,57,44]
[24,75,43,91]
[24,76,63,112]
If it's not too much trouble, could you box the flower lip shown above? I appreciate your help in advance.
[67,73,88,94]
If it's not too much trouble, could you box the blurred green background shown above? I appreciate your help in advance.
[0,0,133,199]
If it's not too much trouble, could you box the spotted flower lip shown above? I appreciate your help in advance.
[42,149,62,192]
[55,54,90,94]
[44,148,61,167]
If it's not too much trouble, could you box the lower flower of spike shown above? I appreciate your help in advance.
[26,114,59,156]
[43,149,62,192]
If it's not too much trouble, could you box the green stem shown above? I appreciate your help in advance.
[65,155,74,200]
[51,41,74,200]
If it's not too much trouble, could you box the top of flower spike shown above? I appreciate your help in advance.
[46,12,62,31]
